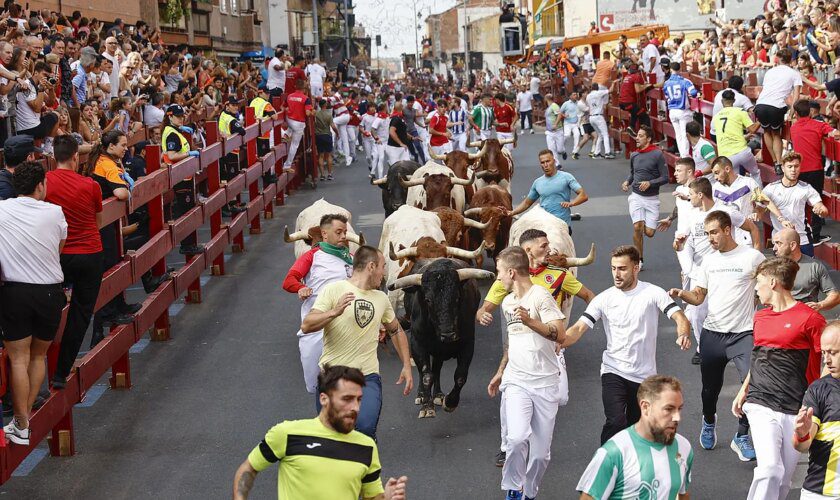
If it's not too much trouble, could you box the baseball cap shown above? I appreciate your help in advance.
[166,104,186,116]
[660,57,671,66]
[4,135,43,166]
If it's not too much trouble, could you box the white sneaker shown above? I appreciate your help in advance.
[4,419,30,445]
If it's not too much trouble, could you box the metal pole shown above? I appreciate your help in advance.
[413,0,419,69]
[462,0,468,74]
[311,0,320,60]
[344,0,351,59]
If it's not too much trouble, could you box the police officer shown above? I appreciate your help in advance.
[218,96,248,218]
[250,83,280,185]
[162,104,204,255]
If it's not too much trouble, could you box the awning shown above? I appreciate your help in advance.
[215,51,240,58]
[531,36,564,51]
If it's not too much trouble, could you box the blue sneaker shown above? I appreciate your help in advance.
[699,416,717,450]
[505,490,523,500]
[731,434,756,462]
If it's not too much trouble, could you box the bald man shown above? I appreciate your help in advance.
[773,228,840,313]
[101,36,123,99]
[794,322,840,499]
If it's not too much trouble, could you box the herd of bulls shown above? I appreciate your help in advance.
[284,139,595,419]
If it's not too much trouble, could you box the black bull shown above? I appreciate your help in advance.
[388,258,494,418]
[372,160,421,217]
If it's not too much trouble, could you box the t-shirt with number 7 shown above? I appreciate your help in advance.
[312,280,395,376]
[712,106,753,157]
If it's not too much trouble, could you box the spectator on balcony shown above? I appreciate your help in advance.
[267,47,286,99]
[0,161,67,446]
[755,48,801,173]
[639,33,664,84]
[143,92,166,128]
[45,135,103,388]
[71,48,94,107]
[17,60,59,139]
[101,36,123,99]
[0,135,42,200]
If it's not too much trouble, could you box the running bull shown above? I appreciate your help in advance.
[370,160,421,218]
[388,258,494,418]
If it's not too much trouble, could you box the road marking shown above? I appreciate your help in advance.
[129,338,150,354]
[75,384,107,408]
[12,447,47,476]
[169,303,185,316]
[200,275,211,287]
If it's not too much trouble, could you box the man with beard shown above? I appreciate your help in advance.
[563,246,691,444]
[577,375,694,499]
[282,214,355,393]
[731,257,826,500]
[231,365,408,500]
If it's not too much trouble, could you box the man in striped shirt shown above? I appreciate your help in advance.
[448,99,468,152]
[577,375,694,500]
[469,93,496,141]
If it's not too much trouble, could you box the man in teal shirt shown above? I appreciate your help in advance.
[559,92,582,160]
[507,149,589,232]
[544,94,565,165]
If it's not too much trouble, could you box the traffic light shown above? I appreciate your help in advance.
[376,35,381,46]
[348,14,355,28]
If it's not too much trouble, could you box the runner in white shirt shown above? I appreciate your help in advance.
[670,210,765,461]
[761,151,829,257]
[686,120,716,177]
[515,86,534,134]
[266,48,286,97]
[640,34,664,83]
[585,83,614,159]
[564,245,691,444]
[754,48,802,169]
[370,103,391,180]
[360,108,377,171]
[487,247,566,500]
[529,75,541,100]
[305,60,326,98]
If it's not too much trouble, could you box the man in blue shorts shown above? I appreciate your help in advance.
[506,149,589,232]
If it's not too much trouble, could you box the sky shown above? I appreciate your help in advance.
[353,0,458,59]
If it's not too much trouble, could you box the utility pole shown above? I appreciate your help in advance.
[462,0,468,74]
[413,0,420,69]
[344,0,351,60]
[311,0,320,60]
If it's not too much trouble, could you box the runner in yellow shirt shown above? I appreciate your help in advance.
[711,90,763,185]
[475,228,595,468]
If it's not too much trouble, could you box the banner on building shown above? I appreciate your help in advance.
[322,38,345,69]
[449,51,484,71]
[322,37,372,69]
[403,53,417,71]
[598,0,715,32]
[351,37,372,69]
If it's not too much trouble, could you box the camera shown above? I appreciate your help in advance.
[47,76,56,86]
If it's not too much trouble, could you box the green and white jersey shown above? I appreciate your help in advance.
[471,104,495,130]
[577,426,693,500]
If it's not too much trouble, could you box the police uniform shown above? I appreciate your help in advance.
[162,124,199,250]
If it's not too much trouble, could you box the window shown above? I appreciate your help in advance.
[219,0,227,14]
[193,12,209,33]
[230,0,238,15]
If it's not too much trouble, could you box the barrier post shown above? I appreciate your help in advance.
[206,121,225,276]
[48,411,75,457]
[144,144,171,341]
[245,106,262,234]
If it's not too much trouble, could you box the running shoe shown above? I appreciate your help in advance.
[4,418,29,445]
[495,450,506,467]
[529,129,534,134]
[319,175,326,181]
[774,163,783,176]
[571,213,582,221]
[572,153,580,160]
[588,151,596,158]
[624,127,637,137]
[731,434,756,461]
[604,153,616,160]
[700,416,717,450]
[327,174,334,181]
[505,490,523,500]
[814,235,832,247]
[561,152,568,160]
[691,352,701,365]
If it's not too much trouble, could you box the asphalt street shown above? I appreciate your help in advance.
[1,131,825,499]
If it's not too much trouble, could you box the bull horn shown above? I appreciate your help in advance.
[347,232,365,246]
[456,268,496,282]
[498,137,515,145]
[284,226,310,243]
[371,176,388,185]
[450,172,475,186]
[462,218,489,230]
[427,144,447,161]
[564,243,596,268]
[399,175,425,188]
[463,207,483,217]
[389,241,419,260]
[467,140,482,148]
[446,241,485,260]
[387,274,423,291]
[468,142,489,161]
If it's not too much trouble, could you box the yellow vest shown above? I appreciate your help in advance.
[250,97,269,119]
[219,110,237,136]
[161,125,189,164]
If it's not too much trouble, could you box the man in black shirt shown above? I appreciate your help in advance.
[0,136,42,200]
[385,102,410,167]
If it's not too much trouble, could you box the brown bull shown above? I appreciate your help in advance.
[400,172,473,210]
[431,206,489,247]
[464,185,513,268]
[427,147,483,203]
[389,236,485,278]
[466,139,515,187]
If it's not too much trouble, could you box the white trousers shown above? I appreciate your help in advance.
[416,127,429,147]
[431,142,453,162]
[546,129,564,166]
[372,143,387,179]
[497,131,514,152]
[729,146,763,187]
[310,84,324,99]
[297,330,324,393]
[563,123,581,154]
[744,402,801,500]
[284,118,306,167]
[669,108,694,158]
[590,115,611,155]
[347,125,359,153]
[362,136,375,168]
[385,144,410,166]
[501,382,562,499]
[333,113,351,165]
[480,129,493,141]
[451,132,467,152]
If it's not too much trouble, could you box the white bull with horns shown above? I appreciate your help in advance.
[283,198,365,258]
[508,205,596,324]
[380,205,485,314]
[401,162,474,212]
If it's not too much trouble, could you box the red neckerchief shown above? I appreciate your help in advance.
[391,111,403,118]
[367,110,375,116]
[637,144,657,153]
[529,265,547,275]
[377,111,389,119]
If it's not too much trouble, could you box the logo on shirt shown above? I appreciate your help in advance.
[306,443,322,449]
[354,299,375,328]
[545,274,555,285]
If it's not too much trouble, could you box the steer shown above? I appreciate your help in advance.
[370,160,421,217]
[508,205,596,323]
[463,184,513,267]
[402,162,473,212]
[283,198,364,257]
[465,138,515,192]
[430,206,488,248]
[427,146,484,203]
[389,259,494,418]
